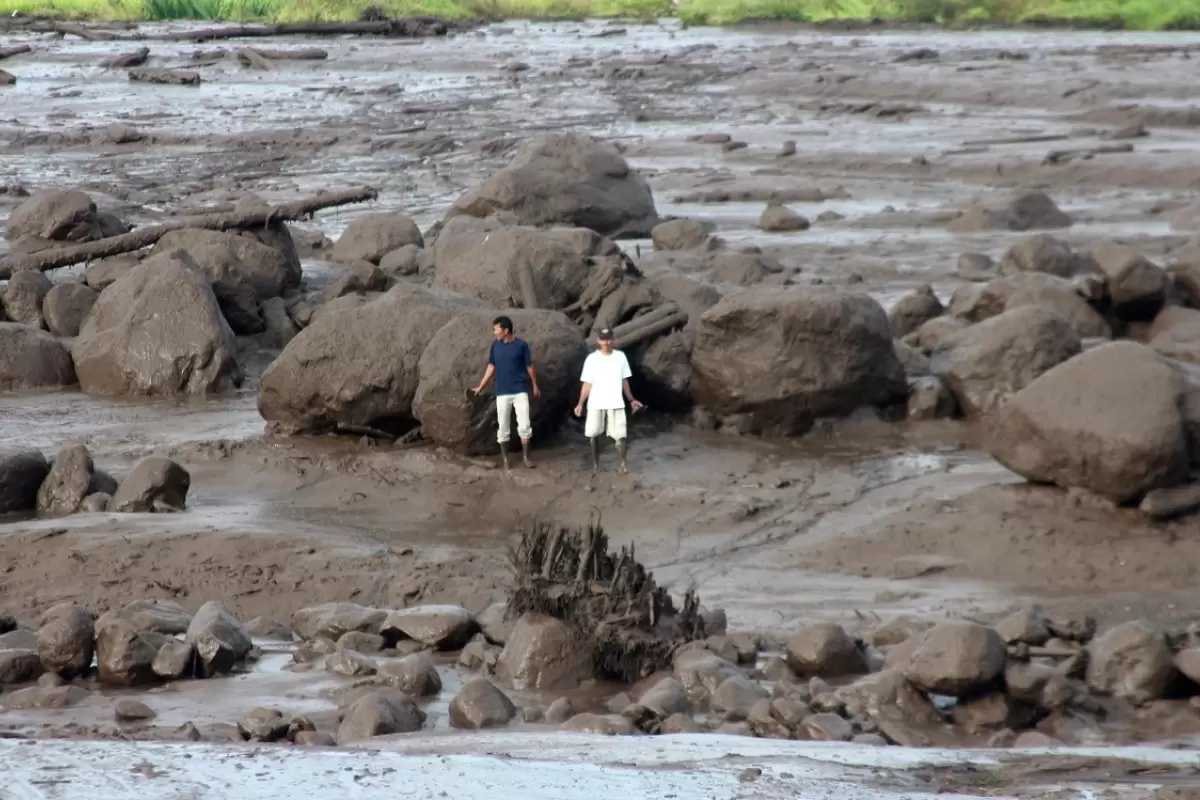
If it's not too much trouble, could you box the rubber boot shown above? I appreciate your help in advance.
[589,437,601,473]
[521,439,533,469]
[616,439,628,474]
[499,441,510,470]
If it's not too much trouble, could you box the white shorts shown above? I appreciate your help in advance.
[496,393,532,443]
[585,407,627,441]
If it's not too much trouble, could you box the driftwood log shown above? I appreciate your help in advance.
[102,47,150,68]
[507,517,704,683]
[128,68,200,86]
[0,186,378,279]
[0,45,32,60]
[149,18,459,43]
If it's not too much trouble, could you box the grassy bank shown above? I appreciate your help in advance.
[2,0,1198,28]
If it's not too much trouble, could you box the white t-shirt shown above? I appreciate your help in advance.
[581,350,632,411]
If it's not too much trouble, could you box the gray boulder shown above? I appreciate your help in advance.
[109,456,190,513]
[42,282,98,338]
[0,324,76,391]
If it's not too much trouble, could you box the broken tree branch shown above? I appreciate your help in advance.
[0,45,32,60]
[102,47,149,68]
[148,18,456,43]
[1043,143,1134,165]
[0,186,378,279]
[128,68,200,86]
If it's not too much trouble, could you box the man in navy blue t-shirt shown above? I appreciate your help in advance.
[471,315,541,469]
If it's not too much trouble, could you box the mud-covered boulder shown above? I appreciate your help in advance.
[150,246,262,335]
[4,189,103,242]
[930,306,1081,419]
[903,621,1006,697]
[72,252,242,397]
[109,456,190,513]
[447,133,658,238]
[36,603,95,679]
[638,677,691,716]
[1086,621,1175,705]
[379,244,426,277]
[1146,306,1200,365]
[835,669,940,725]
[84,256,138,292]
[155,228,300,298]
[378,652,442,697]
[652,219,713,251]
[691,289,907,434]
[0,449,50,513]
[998,234,1085,278]
[706,251,786,286]
[984,342,1190,504]
[888,285,944,339]
[292,603,388,641]
[114,600,192,636]
[431,219,590,311]
[259,286,477,434]
[449,677,517,729]
[0,648,43,684]
[630,330,694,411]
[0,323,77,391]
[785,623,867,679]
[1003,273,1111,339]
[413,308,586,454]
[336,691,425,744]
[330,212,424,265]
[185,601,251,676]
[36,444,95,515]
[948,278,1015,323]
[496,614,591,690]
[379,605,478,650]
[759,204,810,232]
[947,189,1072,233]
[646,274,720,331]
[673,650,742,706]
[42,282,98,338]
[95,616,158,686]
[1089,242,1167,321]
[3,270,52,328]
[711,673,769,719]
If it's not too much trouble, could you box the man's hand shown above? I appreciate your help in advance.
[631,399,644,412]
[574,403,583,417]
[471,384,484,396]
[532,385,542,400]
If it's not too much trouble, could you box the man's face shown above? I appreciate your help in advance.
[493,325,507,340]
[597,337,613,353]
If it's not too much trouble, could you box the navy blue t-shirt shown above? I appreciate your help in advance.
[489,338,533,395]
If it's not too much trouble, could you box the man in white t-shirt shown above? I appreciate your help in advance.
[573,327,643,474]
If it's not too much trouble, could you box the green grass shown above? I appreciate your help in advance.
[3,0,1199,28]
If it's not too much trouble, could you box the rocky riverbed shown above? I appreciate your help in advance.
[3,16,1200,798]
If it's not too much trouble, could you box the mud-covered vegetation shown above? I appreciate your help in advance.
[2,0,1198,28]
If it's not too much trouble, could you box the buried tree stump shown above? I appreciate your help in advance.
[506,517,705,683]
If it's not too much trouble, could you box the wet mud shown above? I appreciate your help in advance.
[3,17,1200,780]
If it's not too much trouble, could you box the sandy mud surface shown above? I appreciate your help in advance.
[3,18,1200,795]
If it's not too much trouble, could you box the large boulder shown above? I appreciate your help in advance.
[330,212,424,265]
[947,189,1072,233]
[902,621,1006,697]
[646,274,720,332]
[1089,242,1168,321]
[630,330,694,411]
[36,603,95,679]
[1086,621,1176,705]
[652,219,713,251]
[888,285,944,339]
[336,691,425,744]
[0,449,50,513]
[94,616,158,686]
[496,614,592,690]
[109,456,190,513]
[930,306,1082,419]
[4,190,103,242]
[36,443,95,515]
[72,252,242,397]
[292,603,388,641]
[998,234,1085,278]
[258,285,477,434]
[948,278,1015,324]
[185,601,252,676]
[148,246,261,335]
[448,677,517,729]
[691,289,907,434]
[3,271,52,328]
[447,132,659,238]
[784,623,867,679]
[1003,273,1111,339]
[154,227,299,298]
[42,282,98,338]
[413,309,586,454]
[431,219,590,311]
[984,342,1190,504]
[0,323,77,391]
[1147,306,1200,365]
[379,605,478,650]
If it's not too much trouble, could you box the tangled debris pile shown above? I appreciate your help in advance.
[506,518,705,683]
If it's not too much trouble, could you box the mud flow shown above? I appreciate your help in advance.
[2,17,1200,798]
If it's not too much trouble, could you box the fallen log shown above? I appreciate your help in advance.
[614,311,688,351]
[0,186,378,279]
[101,47,150,68]
[507,517,705,683]
[54,22,118,41]
[150,18,457,43]
[0,45,32,60]
[128,68,200,86]
[248,47,328,60]
[1042,143,1134,165]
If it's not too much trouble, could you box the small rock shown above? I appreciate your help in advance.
[449,677,517,729]
[336,691,424,744]
[801,712,853,741]
[785,623,866,679]
[376,652,441,697]
[759,204,810,233]
[114,699,156,722]
[238,707,289,742]
[109,456,190,513]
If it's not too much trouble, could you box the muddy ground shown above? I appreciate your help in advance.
[3,17,1200,772]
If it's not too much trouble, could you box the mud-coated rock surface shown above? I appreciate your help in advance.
[984,342,1191,504]
[902,621,1006,697]
[5,189,103,242]
[447,132,659,238]
[72,252,243,396]
[36,603,95,679]
[3,270,52,328]
[1086,620,1176,705]
[42,282,98,338]
[0,324,76,391]
[379,605,478,650]
[784,623,866,679]
[36,444,95,515]
[330,212,424,265]
[948,189,1071,232]
[336,691,425,743]
[691,289,907,434]
[449,677,517,729]
[413,309,587,454]
[497,613,592,690]
[109,456,190,513]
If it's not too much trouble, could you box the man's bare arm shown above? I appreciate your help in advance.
[472,364,495,394]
